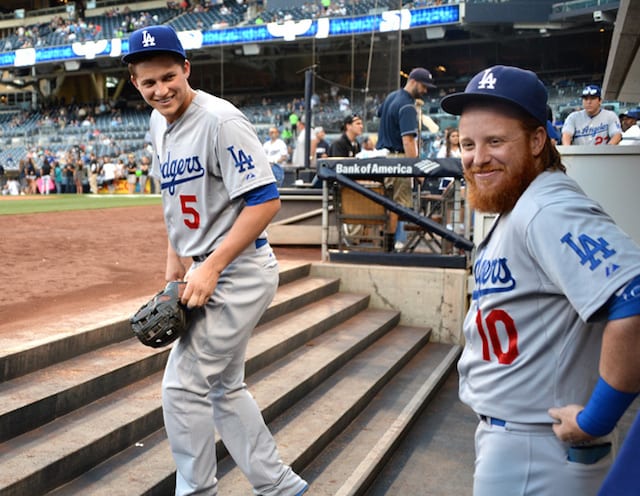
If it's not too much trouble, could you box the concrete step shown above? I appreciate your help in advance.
[260,275,341,324]
[365,369,476,496]
[0,261,315,382]
[0,273,346,445]
[216,325,435,494]
[301,344,462,496]
[0,338,168,444]
[40,309,400,496]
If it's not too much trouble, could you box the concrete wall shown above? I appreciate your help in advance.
[310,262,468,345]
[559,145,640,245]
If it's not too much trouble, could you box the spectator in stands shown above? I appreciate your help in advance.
[101,155,117,193]
[291,116,317,169]
[138,154,150,193]
[53,160,63,194]
[64,160,75,193]
[338,95,351,115]
[288,111,299,138]
[329,114,363,157]
[74,158,85,194]
[140,155,157,193]
[263,126,288,187]
[39,156,52,195]
[314,126,330,160]
[2,177,20,195]
[88,152,101,194]
[356,135,383,159]
[561,85,622,145]
[436,126,461,158]
[361,135,376,152]
[376,67,437,250]
[125,153,138,193]
[24,157,38,194]
[0,161,5,190]
[619,109,640,145]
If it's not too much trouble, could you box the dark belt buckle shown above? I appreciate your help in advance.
[567,442,612,465]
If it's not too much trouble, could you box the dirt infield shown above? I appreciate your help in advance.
[0,204,320,336]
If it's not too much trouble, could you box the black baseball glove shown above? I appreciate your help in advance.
[130,281,191,348]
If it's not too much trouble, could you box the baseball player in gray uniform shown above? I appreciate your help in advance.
[441,65,640,495]
[123,25,308,496]
[561,84,622,145]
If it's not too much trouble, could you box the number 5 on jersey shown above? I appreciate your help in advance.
[180,195,200,229]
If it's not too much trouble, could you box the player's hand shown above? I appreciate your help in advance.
[548,405,595,444]
[181,263,220,309]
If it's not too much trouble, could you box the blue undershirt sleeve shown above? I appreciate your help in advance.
[243,183,279,206]
[607,274,640,320]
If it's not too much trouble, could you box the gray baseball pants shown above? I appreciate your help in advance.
[162,243,307,495]
[473,418,615,495]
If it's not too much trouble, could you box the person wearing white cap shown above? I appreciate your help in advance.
[441,65,640,496]
[561,84,622,145]
[123,25,308,496]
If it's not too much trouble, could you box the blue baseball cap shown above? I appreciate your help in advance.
[409,67,436,88]
[440,65,548,126]
[582,84,602,98]
[122,25,186,63]
[622,108,640,120]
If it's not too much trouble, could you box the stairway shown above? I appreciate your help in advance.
[0,261,461,496]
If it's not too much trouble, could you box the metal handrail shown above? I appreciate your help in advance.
[317,165,474,252]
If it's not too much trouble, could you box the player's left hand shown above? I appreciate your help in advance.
[182,263,220,309]
[548,405,595,444]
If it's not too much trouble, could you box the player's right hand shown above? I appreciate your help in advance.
[548,405,594,444]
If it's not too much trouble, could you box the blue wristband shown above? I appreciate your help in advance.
[577,377,638,437]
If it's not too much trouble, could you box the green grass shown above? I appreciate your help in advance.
[0,195,162,216]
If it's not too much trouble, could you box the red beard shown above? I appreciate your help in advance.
[464,155,544,214]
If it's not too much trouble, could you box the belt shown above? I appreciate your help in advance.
[192,238,268,262]
[478,414,552,432]
[479,415,506,427]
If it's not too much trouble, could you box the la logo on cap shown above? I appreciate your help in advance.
[141,30,156,48]
[477,69,497,90]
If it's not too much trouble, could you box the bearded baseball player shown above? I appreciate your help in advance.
[441,65,640,495]
[123,25,308,496]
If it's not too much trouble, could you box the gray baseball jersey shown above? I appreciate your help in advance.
[149,90,275,256]
[459,171,640,424]
[562,108,622,145]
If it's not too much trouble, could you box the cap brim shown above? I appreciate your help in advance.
[122,48,186,64]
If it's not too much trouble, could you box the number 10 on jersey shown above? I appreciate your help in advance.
[475,309,519,365]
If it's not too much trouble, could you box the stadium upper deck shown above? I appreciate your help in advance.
[0,0,631,170]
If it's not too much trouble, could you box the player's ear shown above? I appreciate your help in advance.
[530,125,546,156]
